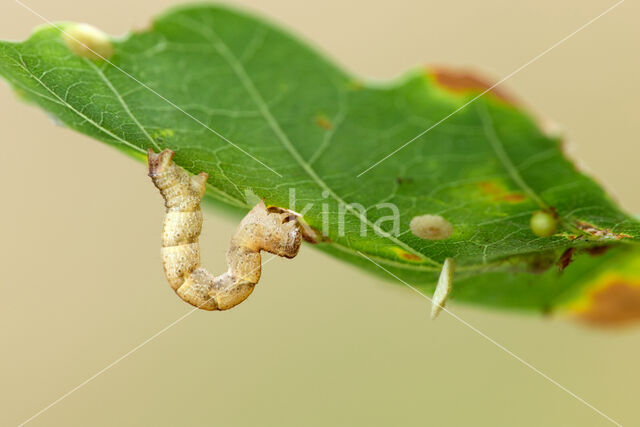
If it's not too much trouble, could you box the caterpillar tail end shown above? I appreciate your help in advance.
[148,148,174,177]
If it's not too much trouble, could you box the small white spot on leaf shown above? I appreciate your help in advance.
[63,23,114,60]
[410,214,454,240]
[431,257,456,319]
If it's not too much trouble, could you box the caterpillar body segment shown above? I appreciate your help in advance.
[148,149,302,310]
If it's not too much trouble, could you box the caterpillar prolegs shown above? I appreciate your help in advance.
[148,149,302,310]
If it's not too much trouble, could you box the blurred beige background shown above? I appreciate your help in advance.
[1,0,639,426]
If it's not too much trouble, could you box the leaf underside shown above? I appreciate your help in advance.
[1,4,638,323]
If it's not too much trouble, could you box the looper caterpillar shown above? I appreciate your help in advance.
[148,149,302,310]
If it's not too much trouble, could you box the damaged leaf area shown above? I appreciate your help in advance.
[562,248,640,327]
[0,4,638,318]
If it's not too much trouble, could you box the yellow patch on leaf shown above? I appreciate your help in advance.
[477,180,525,203]
[314,114,332,130]
[392,247,422,262]
[152,129,175,139]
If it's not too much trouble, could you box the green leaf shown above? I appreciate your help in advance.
[1,4,639,320]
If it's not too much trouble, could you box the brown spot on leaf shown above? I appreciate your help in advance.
[557,248,574,272]
[396,176,414,185]
[392,247,422,261]
[525,253,556,274]
[427,66,517,106]
[502,193,526,203]
[587,245,611,256]
[478,181,525,203]
[314,114,332,130]
[574,279,640,327]
[575,220,632,241]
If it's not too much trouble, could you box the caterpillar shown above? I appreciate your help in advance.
[148,149,302,310]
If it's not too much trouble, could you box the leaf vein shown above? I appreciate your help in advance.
[179,16,439,265]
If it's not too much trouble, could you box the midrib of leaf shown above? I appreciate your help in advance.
[329,240,508,273]
[176,15,441,267]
